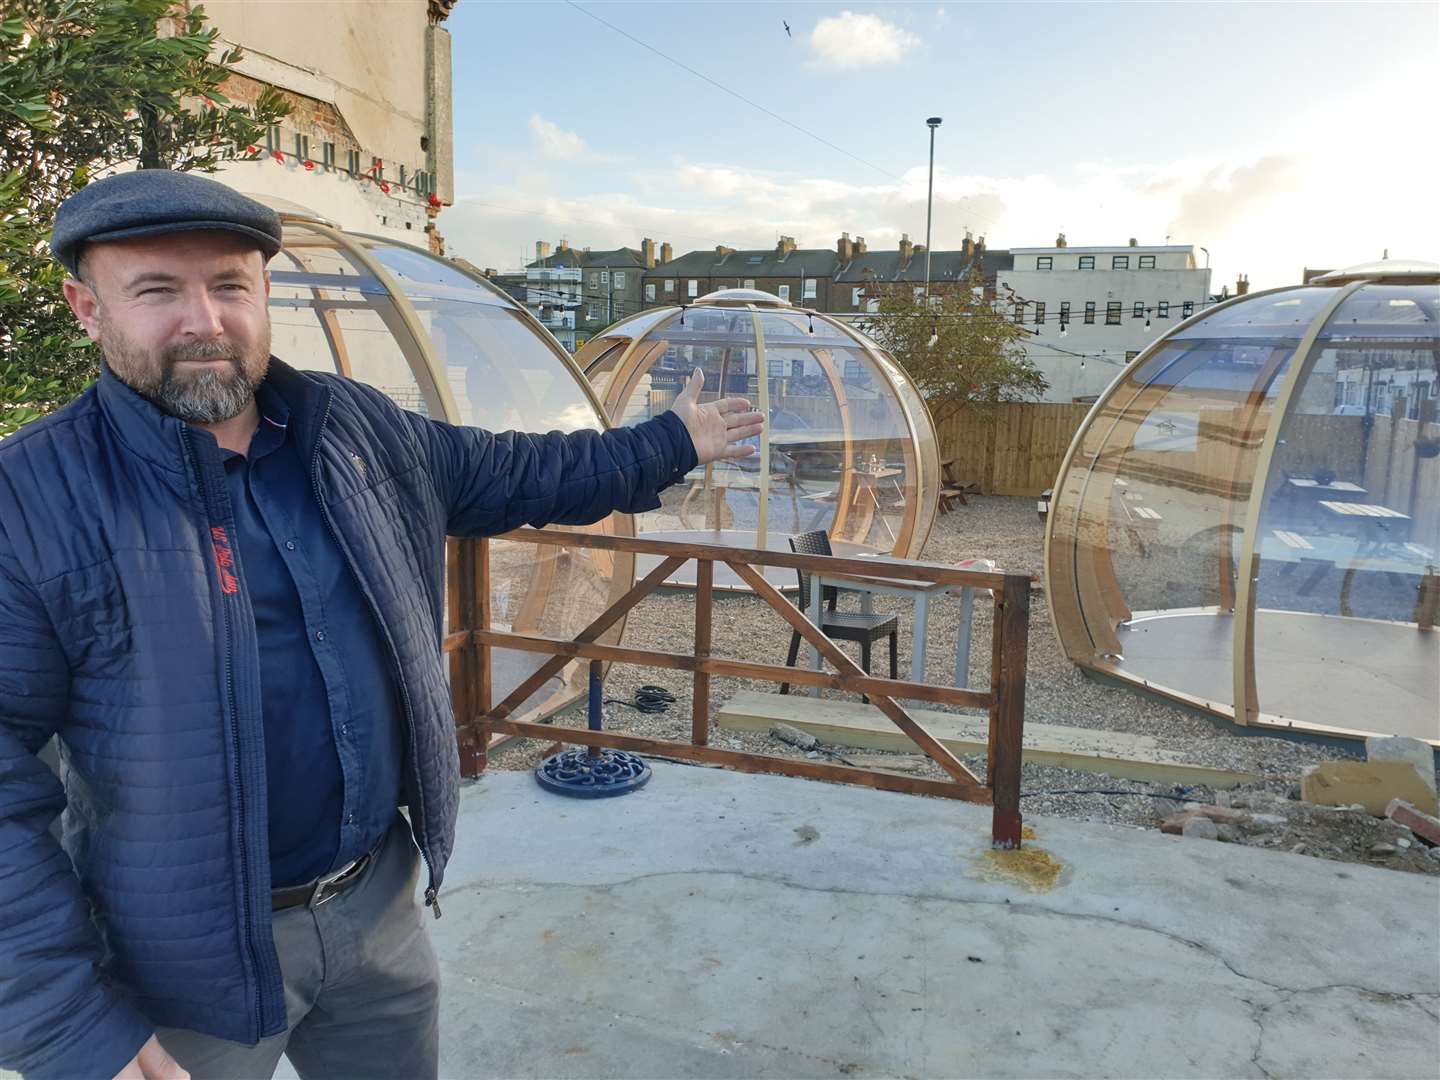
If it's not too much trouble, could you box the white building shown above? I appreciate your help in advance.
[523,242,584,352]
[997,239,1212,402]
[199,0,455,249]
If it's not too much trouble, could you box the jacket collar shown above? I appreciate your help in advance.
[96,357,333,473]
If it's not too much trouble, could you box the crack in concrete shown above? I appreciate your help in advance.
[443,867,1440,1002]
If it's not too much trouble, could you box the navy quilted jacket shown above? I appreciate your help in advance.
[0,359,696,1079]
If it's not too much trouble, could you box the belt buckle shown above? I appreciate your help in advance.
[311,854,365,908]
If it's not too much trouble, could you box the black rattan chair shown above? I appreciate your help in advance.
[779,530,898,701]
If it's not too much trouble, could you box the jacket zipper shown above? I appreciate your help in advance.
[181,427,267,1040]
[307,393,442,918]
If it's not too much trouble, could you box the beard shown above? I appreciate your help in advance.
[99,315,272,425]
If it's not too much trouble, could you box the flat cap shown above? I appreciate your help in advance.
[51,170,282,275]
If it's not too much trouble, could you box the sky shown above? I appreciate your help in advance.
[442,1,1440,290]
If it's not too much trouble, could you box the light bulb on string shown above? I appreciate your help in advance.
[1060,322,1069,338]
[807,313,815,335]
[928,318,940,348]
[1145,315,1152,329]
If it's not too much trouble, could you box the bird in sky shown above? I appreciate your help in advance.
[783,20,791,37]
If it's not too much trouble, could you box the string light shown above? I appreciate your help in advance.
[807,313,815,335]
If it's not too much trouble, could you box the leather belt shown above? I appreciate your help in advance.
[271,844,376,912]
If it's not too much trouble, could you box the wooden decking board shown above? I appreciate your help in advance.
[716,691,1261,789]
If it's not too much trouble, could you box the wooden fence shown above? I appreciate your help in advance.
[935,403,1090,496]
[446,529,1033,847]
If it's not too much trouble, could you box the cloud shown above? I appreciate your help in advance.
[446,70,1440,293]
[809,11,921,69]
[528,115,586,161]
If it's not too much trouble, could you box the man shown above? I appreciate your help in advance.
[0,171,763,1080]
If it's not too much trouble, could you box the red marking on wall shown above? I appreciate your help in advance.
[210,526,239,595]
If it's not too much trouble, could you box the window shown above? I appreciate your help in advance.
[345,148,361,176]
[1036,256,1053,270]
[844,359,862,379]
[1112,255,1129,270]
[614,272,626,289]
[371,157,384,180]
[688,279,698,298]
[743,278,755,289]
[1133,302,1145,318]
[665,279,675,293]
[589,273,599,288]
[1182,300,1195,317]
[1157,301,1169,318]
[1084,301,1096,324]
[1013,304,1025,323]
[1125,350,1140,362]
[321,141,336,171]
[914,286,926,299]
[1079,255,1095,270]
[293,133,310,161]
[600,271,609,285]
[791,358,805,378]
[747,255,762,264]
[852,287,863,307]
[645,283,656,301]
[778,284,790,301]
[1138,255,1156,269]
[1105,301,1122,325]
[803,278,817,299]
[1034,302,1046,325]
[265,124,281,150]
[1060,301,1071,321]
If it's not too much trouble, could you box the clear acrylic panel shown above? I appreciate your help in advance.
[1249,283,1440,739]
[1049,291,1339,710]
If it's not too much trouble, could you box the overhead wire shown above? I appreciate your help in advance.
[563,0,903,184]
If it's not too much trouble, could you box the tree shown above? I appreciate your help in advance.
[857,273,1046,426]
[1,0,288,436]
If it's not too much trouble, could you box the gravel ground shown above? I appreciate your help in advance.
[488,496,1437,876]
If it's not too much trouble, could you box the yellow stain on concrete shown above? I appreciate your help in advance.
[1021,825,1037,840]
[974,845,1066,892]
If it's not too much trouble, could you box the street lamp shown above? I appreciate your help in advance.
[924,116,942,297]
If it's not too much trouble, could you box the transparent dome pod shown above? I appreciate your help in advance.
[1045,261,1440,745]
[575,289,941,589]
[265,211,636,725]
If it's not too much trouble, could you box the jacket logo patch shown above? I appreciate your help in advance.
[349,452,368,478]
[210,526,239,595]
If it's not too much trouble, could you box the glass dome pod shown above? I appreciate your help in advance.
[574,289,941,589]
[264,208,635,726]
[1045,261,1440,745]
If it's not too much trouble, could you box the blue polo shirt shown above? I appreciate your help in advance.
[218,382,406,888]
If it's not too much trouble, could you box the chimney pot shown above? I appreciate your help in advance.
[536,240,551,261]
[558,239,570,252]
[660,241,673,264]
[854,235,867,254]
[1056,232,1067,248]
[641,237,657,268]
[1236,273,1250,296]
[837,233,853,262]
[1128,237,1137,247]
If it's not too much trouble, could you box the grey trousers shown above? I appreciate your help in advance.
[156,816,439,1080]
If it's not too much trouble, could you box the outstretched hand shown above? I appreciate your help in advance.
[670,368,765,465]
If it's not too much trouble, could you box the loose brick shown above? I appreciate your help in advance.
[1385,799,1440,846]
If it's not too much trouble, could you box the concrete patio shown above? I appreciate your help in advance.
[415,762,1440,1079]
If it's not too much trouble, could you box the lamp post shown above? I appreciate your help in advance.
[924,116,942,297]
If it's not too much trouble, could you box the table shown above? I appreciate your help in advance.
[805,554,988,696]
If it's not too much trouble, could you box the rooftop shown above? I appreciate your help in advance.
[300,764,1439,1079]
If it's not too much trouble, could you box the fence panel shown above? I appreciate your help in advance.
[935,403,1090,496]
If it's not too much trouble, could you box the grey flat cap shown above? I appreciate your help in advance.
[51,170,283,275]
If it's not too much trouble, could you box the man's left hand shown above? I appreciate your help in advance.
[670,368,765,465]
